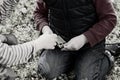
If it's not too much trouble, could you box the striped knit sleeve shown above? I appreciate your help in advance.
[0,40,35,67]
[0,0,19,24]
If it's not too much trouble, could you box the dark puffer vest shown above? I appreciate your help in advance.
[44,0,98,41]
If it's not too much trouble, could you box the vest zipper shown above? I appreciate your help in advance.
[62,0,71,39]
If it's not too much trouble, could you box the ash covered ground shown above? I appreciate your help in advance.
[0,0,120,80]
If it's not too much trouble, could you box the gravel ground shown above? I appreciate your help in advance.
[0,0,120,80]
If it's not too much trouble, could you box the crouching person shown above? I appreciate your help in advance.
[34,0,117,80]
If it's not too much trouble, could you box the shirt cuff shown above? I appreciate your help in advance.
[83,31,97,47]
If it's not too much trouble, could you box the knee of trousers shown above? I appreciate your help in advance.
[37,62,57,79]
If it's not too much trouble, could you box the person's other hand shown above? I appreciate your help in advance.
[0,34,7,42]
[2,34,18,45]
[42,26,53,34]
[62,34,88,51]
[33,34,57,50]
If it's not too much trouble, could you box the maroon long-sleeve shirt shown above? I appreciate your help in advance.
[34,0,117,47]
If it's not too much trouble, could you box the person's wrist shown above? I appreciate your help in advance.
[42,26,53,34]
[31,39,44,51]
[82,34,88,44]
[79,34,88,44]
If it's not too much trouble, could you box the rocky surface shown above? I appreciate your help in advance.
[0,0,120,80]
[106,0,120,80]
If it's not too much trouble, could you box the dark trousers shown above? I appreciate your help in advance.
[38,44,112,80]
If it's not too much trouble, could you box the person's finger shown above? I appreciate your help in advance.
[50,46,55,49]
[61,47,69,51]
[61,44,71,51]
[52,34,58,37]
[53,42,57,46]
[61,47,75,51]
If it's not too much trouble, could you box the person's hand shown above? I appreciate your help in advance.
[62,34,88,51]
[42,26,53,34]
[0,34,7,42]
[33,34,57,51]
[2,34,18,45]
